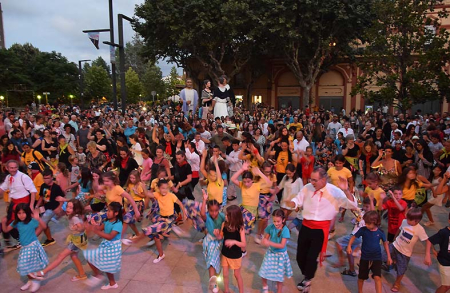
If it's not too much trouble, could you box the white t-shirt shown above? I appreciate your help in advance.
[393,219,428,257]
[185,89,194,110]
[132,143,143,166]
[327,122,342,139]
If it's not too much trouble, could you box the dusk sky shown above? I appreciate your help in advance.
[2,0,178,75]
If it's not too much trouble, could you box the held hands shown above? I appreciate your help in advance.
[213,229,220,238]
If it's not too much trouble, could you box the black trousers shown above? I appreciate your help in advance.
[276,172,285,202]
[296,225,324,280]
[174,187,194,214]
[2,201,20,241]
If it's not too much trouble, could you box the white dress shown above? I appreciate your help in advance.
[279,176,304,210]
[428,178,444,206]
[213,86,230,118]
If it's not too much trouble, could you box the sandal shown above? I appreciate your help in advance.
[341,269,357,277]
[391,284,400,292]
[71,275,87,282]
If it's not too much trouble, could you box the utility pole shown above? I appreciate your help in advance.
[108,0,118,112]
[78,59,91,110]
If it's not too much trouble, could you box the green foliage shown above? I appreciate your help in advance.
[0,43,78,105]
[92,56,111,76]
[352,0,450,111]
[165,66,184,99]
[141,62,166,102]
[84,65,111,101]
[134,0,259,81]
[125,67,143,104]
[255,0,375,103]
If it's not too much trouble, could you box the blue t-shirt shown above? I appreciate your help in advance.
[265,224,290,252]
[354,226,386,260]
[104,220,123,241]
[206,212,225,237]
[78,179,92,193]
[11,218,39,246]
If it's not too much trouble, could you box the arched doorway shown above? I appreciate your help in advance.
[276,71,301,110]
[318,70,345,112]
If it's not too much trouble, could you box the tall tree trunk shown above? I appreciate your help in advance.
[302,86,311,110]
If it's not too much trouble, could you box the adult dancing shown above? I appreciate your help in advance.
[285,167,357,292]
[212,75,235,118]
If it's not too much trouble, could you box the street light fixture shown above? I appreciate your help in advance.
[69,95,74,107]
[37,95,42,106]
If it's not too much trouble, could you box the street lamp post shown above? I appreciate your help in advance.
[78,59,91,110]
[69,95,74,107]
[0,96,4,109]
[37,95,42,107]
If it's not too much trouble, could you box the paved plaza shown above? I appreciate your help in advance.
[0,186,447,293]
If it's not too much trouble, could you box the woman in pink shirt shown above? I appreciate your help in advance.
[140,149,153,186]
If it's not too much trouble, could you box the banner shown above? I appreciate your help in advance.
[88,32,100,49]
[110,45,116,64]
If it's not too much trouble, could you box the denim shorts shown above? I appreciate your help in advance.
[40,209,56,224]
[67,241,80,252]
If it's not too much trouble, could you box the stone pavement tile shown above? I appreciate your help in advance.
[165,266,208,287]
[121,244,153,264]
[145,248,185,267]
[133,262,173,283]
[121,280,163,293]
[117,257,146,281]
[158,283,203,293]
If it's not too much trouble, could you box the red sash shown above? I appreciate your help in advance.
[303,219,331,266]
[8,196,31,224]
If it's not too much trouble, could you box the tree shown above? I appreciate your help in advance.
[84,65,111,101]
[352,0,450,111]
[125,67,143,104]
[141,62,166,102]
[255,0,374,107]
[92,56,111,76]
[165,66,184,98]
[134,0,259,82]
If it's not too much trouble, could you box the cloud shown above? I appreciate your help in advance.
[2,0,180,76]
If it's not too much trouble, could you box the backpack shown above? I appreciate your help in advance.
[22,150,45,172]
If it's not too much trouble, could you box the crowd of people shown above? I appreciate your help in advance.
[2,77,450,293]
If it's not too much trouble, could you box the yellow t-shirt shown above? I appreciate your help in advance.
[154,192,178,216]
[275,151,289,173]
[128,183,145,202]
[240,181,261,208]
[105,185,125,204]
[150,178,174,193]
[33,173,45,201]
[402,181,422,201]
[289,122,303,130]
[259,174,277,194]
[207,177,224,204]
[364,186,384,210]
[327,167,352,187]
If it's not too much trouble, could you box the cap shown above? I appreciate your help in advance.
[412,135,419,140]
[28,162,40,171]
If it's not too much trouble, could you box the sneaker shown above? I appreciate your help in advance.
[85,276,104,287]
[71,275,87,282]
[29,281,41,293]
[297,278,311,291]
[153,254,165,264]
[42,239,56,247]
[20,281,32,291]
[101,283,119,290]
[4,243,21,252]
[128,234,139,240]
[242,251,247,257]
[254,235,262,245]
[424,221,435,226]
[209,276,217,292]
[146,240,155,246]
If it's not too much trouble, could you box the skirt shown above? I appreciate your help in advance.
[142,214,176,240]
[258,193,273,220]
[241,206,256,234]
[75,192,91,206]
[83,240,122,274]
[258,250,293,282]
[123,200,145,224]
[17,240,49,276]
[86,207,108,226]
[203,234,222,273]
[183,199,205,232]
[428,193,445,206]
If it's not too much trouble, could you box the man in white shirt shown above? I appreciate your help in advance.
[4,112,15,133]
[0,160,38,248]
[326,115,342,139]
[391,123,403,139]
[285,167,357,292]
[293,130,310,153]
[68,115,79,132]
[337,121,355,138]
[191,132,206,153]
